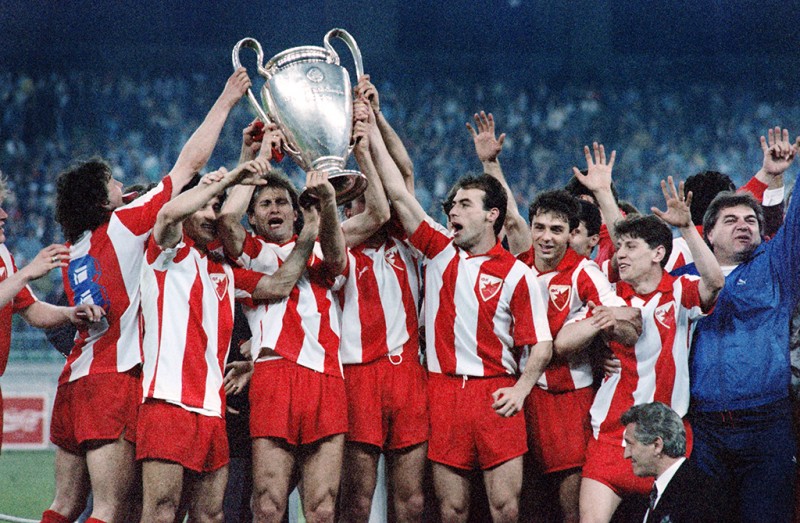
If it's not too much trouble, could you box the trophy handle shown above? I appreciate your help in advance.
[323,28,364,80]
[232,38,273,126]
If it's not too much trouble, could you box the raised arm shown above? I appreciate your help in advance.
[307,171,347,276]
[167,68,252,195]
[343,101,391,248]
[155,158,270,250]
[572,143,622,242]
[467,111,530,256]
[249,203,319,301]
[751,126,794,191]
[652,176,724,309]
[369,114,428,237]
[218,125,282,258]
[356,75,415,194]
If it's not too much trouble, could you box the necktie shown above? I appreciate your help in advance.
[647,483,659,522]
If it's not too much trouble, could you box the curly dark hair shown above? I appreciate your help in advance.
[55,158,113,243]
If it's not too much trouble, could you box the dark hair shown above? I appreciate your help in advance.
[247,171,302,233]
[446,174,508,236]
[621,402,686,458]
[618,200,641,217]
[702,191,764,240]
[564,171,620,205]
[528,190,581,230]
[684,171,736,226]
[55,158,113,243]
[578,199,602,236]
[615,214,673,268]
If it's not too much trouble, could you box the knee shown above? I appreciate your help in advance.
[304,498,336,523]
[395,490,425,521]
[145,497,180,523]
[340,492,373,522]
[439,500,469,523]
[490,496,519,523]
[251,489,286,523]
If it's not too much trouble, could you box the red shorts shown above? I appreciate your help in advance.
[136,400,229,473]
[427,373,527,470]
[249,359,347,446]
[582,420,693,497]
[50,368,141,454]
[525,386,593,474]
[344,354,429,450]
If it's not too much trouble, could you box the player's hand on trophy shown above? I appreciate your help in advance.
[222,67,252,107]
[467,111,506,163]
[242,119,265,156]
[260,124,286,163]
[305,170,336,203]
[355,74,380,113]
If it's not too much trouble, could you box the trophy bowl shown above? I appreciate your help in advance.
[232,29,368,206]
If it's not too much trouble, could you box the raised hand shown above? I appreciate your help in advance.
[236,157,271,185]
[466,111,506,163]
[760,126,797,177]
[242,119,265,156]
[651,176,693,228]
[572,142,616,193]
[221,67,252,106]
[305,170,336,203]
[355,74,380,113]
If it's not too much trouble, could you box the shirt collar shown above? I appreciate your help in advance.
[615,270,676,300]
[653,457,686,507]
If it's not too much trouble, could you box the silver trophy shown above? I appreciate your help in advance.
[232,28,367,206]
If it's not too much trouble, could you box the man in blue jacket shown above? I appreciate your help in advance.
[681,176,799,522]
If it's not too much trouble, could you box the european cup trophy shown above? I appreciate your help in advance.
[232,28,368,206]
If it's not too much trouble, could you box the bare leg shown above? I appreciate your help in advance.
[140,459,184,523]
[299,434,345,523]
[483,456,522,523]
[556,470,581,523]
[578,478,621,523]
[187,464,228,523]
[85,435,136,522]
[251,437,296,523]
[386,443,427,523]
[48,447,91,520]
[339,442,380,522]
[432,462,471,523]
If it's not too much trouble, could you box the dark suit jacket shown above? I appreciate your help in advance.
[643,460,724,523]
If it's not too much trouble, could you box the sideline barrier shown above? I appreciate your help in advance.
[0,514,38,523]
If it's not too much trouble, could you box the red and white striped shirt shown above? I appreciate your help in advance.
[409,219,551,377]
[0,245,37,377]
[235,233,347,377]
[339,228,421,365]
[519,247,624,392]
[141,237,261,417]
[588,272,708,445]
[59,178,173,385]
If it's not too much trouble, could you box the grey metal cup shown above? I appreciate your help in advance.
[232,29,367,206]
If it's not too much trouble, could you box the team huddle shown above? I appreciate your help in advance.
[0,67,798,523]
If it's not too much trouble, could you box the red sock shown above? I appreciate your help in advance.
[85,519,108,523]
[40,510,71,523]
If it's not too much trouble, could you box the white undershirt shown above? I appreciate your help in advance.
[643,457,686,522]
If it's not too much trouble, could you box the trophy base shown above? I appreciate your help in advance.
[298,169,368,207]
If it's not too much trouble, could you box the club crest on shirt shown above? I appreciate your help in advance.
[654,302,674,329]
[549,284,571,311]
[384,245,404,271]
[478,273,503,302]
[209,273,228,301]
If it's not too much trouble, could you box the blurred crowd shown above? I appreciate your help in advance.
[2,69,797,341]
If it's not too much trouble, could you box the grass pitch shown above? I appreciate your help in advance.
[0,449,55,520]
